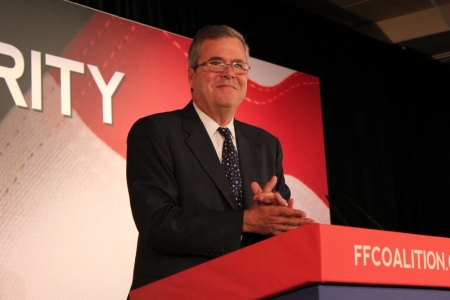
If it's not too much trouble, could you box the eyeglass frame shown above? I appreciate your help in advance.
[192,60,251,74]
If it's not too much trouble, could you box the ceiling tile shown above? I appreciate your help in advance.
[283,0,371,26]
[343,0,414,22]
[389,0,434,12]
[330,0,371,7]
[400,30,450,56]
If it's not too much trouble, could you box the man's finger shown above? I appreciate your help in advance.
[271,206,307,218]
[251,181,262,195]
[287,198,294,208]
[268,218,315,235]
[262,175,277,192]
[253,193,275,204]
[274,192,288,206]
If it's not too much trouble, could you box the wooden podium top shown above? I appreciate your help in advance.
[130,224,450,299]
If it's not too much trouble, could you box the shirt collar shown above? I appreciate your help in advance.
[193,102,236,140]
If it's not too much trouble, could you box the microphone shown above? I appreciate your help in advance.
[342,195,384,230]
[325,195,349,226]
[326,194,384,230]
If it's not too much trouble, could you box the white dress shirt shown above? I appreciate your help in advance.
[193,102,237,162]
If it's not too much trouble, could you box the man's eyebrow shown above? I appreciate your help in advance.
[206,56,225,61]
[207,56,246,63]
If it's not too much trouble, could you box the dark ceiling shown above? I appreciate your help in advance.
[283,0,450,63]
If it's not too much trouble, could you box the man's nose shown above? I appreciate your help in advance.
[221,64,235,78]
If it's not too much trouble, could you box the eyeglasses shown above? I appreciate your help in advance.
[193,60,251,75]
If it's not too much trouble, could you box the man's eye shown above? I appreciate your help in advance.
[209,61,224,66]
[232,62,243,68]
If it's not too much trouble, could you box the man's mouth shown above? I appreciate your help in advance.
[216,84,236,89]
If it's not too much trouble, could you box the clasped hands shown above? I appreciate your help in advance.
[243,176,314,235]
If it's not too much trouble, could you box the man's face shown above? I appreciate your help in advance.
[188,37,248,118]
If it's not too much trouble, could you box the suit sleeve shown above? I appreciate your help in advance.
[275,138,291,200]
[126,118,243,258]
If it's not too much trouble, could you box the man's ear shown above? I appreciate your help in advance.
[188,68,195,93]
[188,68,194,88]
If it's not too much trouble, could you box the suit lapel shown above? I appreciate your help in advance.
[235,121,259,209]
[182,102,239,210]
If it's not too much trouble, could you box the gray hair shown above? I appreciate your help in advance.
[188,25,250,68]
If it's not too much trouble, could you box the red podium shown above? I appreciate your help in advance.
[130,224,450,299]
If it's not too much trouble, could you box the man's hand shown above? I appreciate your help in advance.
[243,203,313,235]
[251,176,289,206]
[244,176,314,235]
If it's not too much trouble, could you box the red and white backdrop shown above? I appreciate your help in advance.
[0,1,328,298]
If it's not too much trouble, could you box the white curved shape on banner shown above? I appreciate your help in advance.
[248,57,296,86]
[0,74,136,299]
[285,175,330,224]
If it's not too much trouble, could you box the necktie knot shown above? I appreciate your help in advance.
[217,127,232,139]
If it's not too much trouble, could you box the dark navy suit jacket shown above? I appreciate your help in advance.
[126,101,290,289]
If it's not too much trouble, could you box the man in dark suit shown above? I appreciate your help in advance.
[126,25,313,290]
